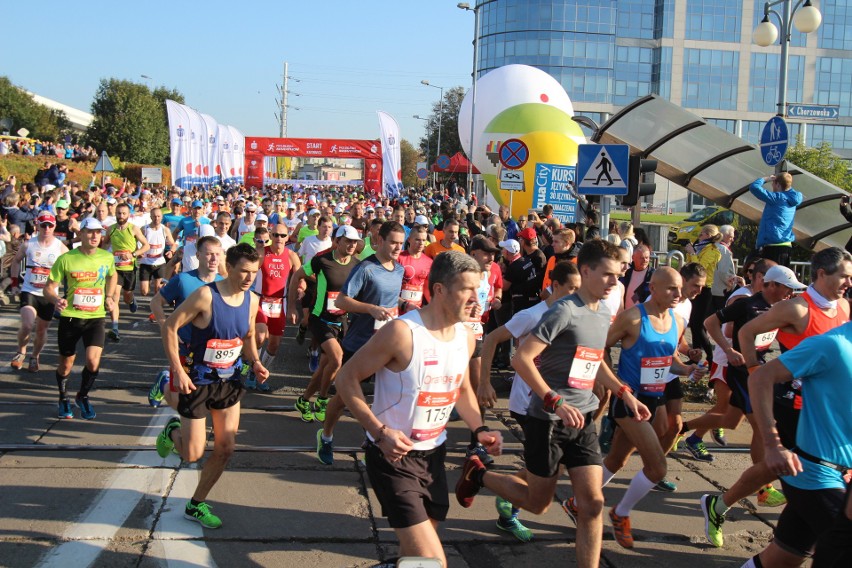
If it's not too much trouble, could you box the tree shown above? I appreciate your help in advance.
[87,78,182,165]
[400,139,420,189]
[0,76,71,141]
[418,86,466,165]
[786,136,852,192]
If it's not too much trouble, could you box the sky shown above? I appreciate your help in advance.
[4,0,476,145]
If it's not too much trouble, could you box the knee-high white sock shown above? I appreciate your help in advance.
[614,470,656,517]
[260,348,275,368]
[601,464,616,488]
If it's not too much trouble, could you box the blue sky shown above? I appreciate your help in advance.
[5,0,475,144]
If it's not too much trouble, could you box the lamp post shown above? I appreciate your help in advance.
[753,0,822,117]
[413,114,430,165]
[458,2,480,201]
[421,80,444,189]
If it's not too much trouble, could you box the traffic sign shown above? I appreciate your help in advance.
[416,168,428,180]
[499,139,529,169]
[499,168,525,191]
[760,116,788,166]
[786,103,840,121]
[576,144,629,195]
[436,154,451,170]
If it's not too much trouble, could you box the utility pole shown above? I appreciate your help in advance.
[280,62,289,137]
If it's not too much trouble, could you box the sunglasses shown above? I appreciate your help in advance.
[255,239,268,243]
[271,233,287,238]
[39,223,55,228]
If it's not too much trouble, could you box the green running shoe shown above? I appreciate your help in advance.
[294,396,314,422]
[314,396,329,422]
[495,496,514,519]
[712,428,728,447]
[685,438,715,462]
[316,429,334,465]
[184,501,222,529]
[148,369,169,407]
[156,417,181,458]
[496,516,533,542]
[757,485,786,507]
[700,494,725,547]
[653,478,678,492]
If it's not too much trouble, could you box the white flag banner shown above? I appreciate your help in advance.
[228,126,245,184]
[199,113,221,186]
[218,125,235,185]
[377,111,402,197]
[166,100,192,188]
[186,108,205,186]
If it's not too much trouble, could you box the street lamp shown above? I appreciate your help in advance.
[458,2,480,200]
[413,115,430,164]
[753,0,822,117]
[420,80,444,162]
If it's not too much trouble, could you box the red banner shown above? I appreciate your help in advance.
[244,137,382,194]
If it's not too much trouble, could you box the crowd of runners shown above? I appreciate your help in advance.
[4,177,851,568]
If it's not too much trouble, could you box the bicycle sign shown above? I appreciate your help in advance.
[760,116,788,167]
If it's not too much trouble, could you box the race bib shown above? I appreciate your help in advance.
[567,346,604,390]
[465,320,484,340]
[73,288,103,311]
[400,284,423,305]
[754,329,778,350]
[114,250,133,267]
[410,388,460,442]
[29,266,49,289]
[374,307,399,332]
[202,338,243,369]
[640,355,672,394]
[326,291,345,316]
[186,234,197,244]
[146,243,164,259]
[260,296,284,318]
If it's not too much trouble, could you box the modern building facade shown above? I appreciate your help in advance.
[474,0,852,210]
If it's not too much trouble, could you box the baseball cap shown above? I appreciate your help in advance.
[256,213,269,222]
[199,224,215,238]
[191,200,204,208]
[763,265,806,290]
[55,199,69,209]
[216,195,225,202]
[518,227,537,241]
[245,202,257,211]
[37,212,56,226]
[105,196,117,205]
[287,202,296,209]
[296,198,304,204]
[334,204,345,213]
[171,197,182,205]
[365,206,375,213]
[414,214,430,226]
[498,239,520,255]
[308,208,320,217]
[335,225,362,240]
[470,235,500,254]
[79,217,103,231]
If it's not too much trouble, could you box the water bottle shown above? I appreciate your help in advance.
[599,415,615,454]
[688,361,708,382]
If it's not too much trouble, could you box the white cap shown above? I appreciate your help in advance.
[763,265,806,290]
[414,215,430,225]
[79,217,104,231]
[256,213,269,222]
[245,202,257,211]
[365,206,375,212]
[199,224,215,237]
[335,225,362,240]
[499,239,520,255]
[105,196,117,205]
[308,208,320,216]
[296,198,304,204]
[287,202,296,209]
[334,204,345,213]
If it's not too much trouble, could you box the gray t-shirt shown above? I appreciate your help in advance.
[528,293,611,420]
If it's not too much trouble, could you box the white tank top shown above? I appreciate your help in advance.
[22,237,65,295]
[602,281,624,324]
[139,224,167,266]
[370,311,471,451]
[238,219,253,240]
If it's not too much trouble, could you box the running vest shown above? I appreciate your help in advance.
[370,311,470,451]
[21,237,65,295]
[108,223,137,271]
[140,224,167,266]
[258,247,291,320]
[188,282,251,384]
[602,281,623,324]
[776,289,850,350]
[54,217,72,244]
[237,218,253,240]
[618,304,679,397]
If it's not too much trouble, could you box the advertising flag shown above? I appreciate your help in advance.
[377,111,402,197]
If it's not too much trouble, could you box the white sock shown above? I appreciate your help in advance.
[601,465,616,487]
[714,495,731,517]
[614,470,656,517]
[260,348,275,368]
[321,433,333,443]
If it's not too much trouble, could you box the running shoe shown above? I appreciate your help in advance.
[466,442,494,467]
[673,434,684,451]
[148,369,170,407]
[495,496,514,519]
[256,378,271,392]
[599,415,615,454]
[685,438,715,462]
[184,501,222,529]
[757,485,786,507]
[295,397,314,422]
[129,299,138,313]
[156,416,181,458]
[148,313,157,323]
[295,325,307,345]
[455,454,485,508]
[75,395,96,420]
[496,516,533,542]
[27,357,39,373]
[10,352,25,369]
[561,497,579,526]
[57,399,73,419]
[242,369,257,390]
[108,329,121,343]
[712,428,728,447]
[700,494,725,548]
[308,348,320,373]
[609,508,634,549]
[314,396,328,422]
[653,478,678,492]
[316,429,334,465]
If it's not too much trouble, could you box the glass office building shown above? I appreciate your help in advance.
[475,0,852,165]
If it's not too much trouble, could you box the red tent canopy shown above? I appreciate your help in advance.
[431,151,480,174]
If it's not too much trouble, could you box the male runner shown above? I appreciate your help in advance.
[212,211,237,252]
[162,198,184,232]
[173,199,211,246]
[139,206,175,297]
[10,212,68,372]
[157,243,268,529]
[423,218,464,257]
[336,250,503,568]
[290,225,361,421]
[103,202,150,341]
[43,217,117,420]
[315,221,405,464]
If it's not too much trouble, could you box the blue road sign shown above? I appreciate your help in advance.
[760,116,788,166]
[499,139,529,169]
[532,163,576,222]
[436,154,451,170]
[576,144,629,195]
[416,167,428,180]
[786,104,840,121]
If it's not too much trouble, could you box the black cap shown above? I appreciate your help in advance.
[470,234,500,254]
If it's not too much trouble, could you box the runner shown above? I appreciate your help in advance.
[173,199,211,246]
[103,202,150,342]
[477,260,581,543]
[290,225,361,421]
[423,218,465,257]
[397,223,432,315]
[139,206,176,297]
[294,215,333,357]
[315,220,405,465]
[457,240,650,567]
[157,243,268,530]
[212,211,237,252]
[42,217,117,420]
[10,212,68,372]
[162,198,184,232]
[701,248,851,548]
[602,267,699,549]
[336,250,503,568]
[52,200,78,249]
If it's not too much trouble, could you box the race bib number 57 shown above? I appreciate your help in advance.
[640,356,672,394]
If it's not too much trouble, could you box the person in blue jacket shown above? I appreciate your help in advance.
[749,173,803,268]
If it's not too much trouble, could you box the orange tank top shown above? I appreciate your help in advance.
[776,290,850,350]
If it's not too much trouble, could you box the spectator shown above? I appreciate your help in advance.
[685,224,723,362]
[3,193,38,233]
[749,173,802,267]
[620,221,637,257]
[620,243,654,310]
[498,204,518,240]
[711,225,737,311]
[504,227,546,314]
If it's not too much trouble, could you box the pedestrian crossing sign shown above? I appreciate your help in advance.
[576,144,629,195]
